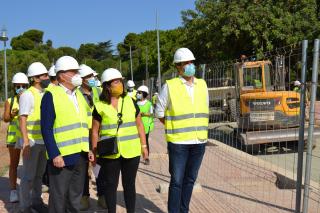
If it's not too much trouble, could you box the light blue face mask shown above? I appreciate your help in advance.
[16,87,26,95]
[136,93,143,100]
[183,63,196,77]
[87,78,96,88]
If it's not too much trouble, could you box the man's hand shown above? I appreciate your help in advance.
[53,155,65,168]
[22,143,30,159]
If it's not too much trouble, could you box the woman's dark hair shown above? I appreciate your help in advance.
[99,79,126,104]
[142,91,148,99]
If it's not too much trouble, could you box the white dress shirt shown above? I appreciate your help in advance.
[155,76,209,144]
[59,84,79,113]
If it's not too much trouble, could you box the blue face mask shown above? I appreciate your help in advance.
[87,78,96,88]
[16,87,26,95]
[183,63,196,77]
[136,93,143,100]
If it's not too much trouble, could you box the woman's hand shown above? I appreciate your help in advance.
[141,146,149,160]
[88,150,96,166]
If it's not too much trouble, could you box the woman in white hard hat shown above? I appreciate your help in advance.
[90,68,148,213]
[2,72,29,203]
[136,85,154,165]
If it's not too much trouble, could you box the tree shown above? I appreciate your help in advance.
[10,36,35,50]
[58,47,77,57]
[182,0,320,62]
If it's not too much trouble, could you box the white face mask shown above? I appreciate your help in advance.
[64,73,83,88]
[71,74,83,87]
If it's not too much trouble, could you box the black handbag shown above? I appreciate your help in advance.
[97,98,124,156]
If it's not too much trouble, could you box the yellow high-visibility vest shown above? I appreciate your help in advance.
[95,95,141,159]
[47,86,89,156]
[26,86,43,143]
[6,96,20,145]
[79,87,101,129]
[165,77,209,142]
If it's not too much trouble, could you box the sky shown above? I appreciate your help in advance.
[0,0,195,50]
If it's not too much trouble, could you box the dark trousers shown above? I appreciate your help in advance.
[48,155,87,213]
[82,162,105,197]
[146,133,150,154]
[167,143,206,213]
[99,156,140,213]
[42,163,49,186]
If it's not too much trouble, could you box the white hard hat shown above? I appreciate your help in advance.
[55,56,79,73]
[79,64,95,78]
[101,68,123,83]
[137,85,149,94]
[154,92,158,95]
[127,80,135,87]
[48,65,56,77]
[27,62,48,77]
[12,72,29,84]
[173,47,195,63]
[294,80,301,86]
[93,71,98,77]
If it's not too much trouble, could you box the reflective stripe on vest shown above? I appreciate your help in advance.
[46,86,89,157]
[26,86,43,142]
[165,77,209,142]
[6,96,19,144]
[95,95,141,159]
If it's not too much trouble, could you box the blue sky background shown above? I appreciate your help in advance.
[0,0,195,50]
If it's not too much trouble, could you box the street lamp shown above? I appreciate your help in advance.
[0,27,8,101]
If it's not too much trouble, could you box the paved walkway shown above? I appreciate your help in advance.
[1,119,319,212]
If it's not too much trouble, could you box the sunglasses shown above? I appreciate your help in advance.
[15,85,27,89]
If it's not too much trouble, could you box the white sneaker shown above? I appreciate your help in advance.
[10,189,19,203]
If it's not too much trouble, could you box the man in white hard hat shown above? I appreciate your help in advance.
[152,92,158,107]
[48,65,58,87]
[40,56,91,212]
[127,80,137,100]
[155,47,209,213]
[78,64,106,210]
[18,62,50,213]
[293,80,301,92]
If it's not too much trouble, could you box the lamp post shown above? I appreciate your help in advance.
[0,28,8,101]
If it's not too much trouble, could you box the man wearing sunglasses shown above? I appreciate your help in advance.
[155,48,209,213]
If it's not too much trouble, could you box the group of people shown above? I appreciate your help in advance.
[3,47,209,213]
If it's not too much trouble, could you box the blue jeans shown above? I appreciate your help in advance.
[167,143,206,213]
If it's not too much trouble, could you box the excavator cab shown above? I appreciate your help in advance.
[233,60,304,146]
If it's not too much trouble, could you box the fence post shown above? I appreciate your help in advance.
[295,40,308,213]
[302,39,319,213]
[201,64,206,79]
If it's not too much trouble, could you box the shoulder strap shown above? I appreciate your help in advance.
[116,97,125,133]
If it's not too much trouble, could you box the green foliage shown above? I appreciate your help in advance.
[77,41,113,62]
[11,29,44,50]
[117,28,186,80]
[182,0,320,62]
